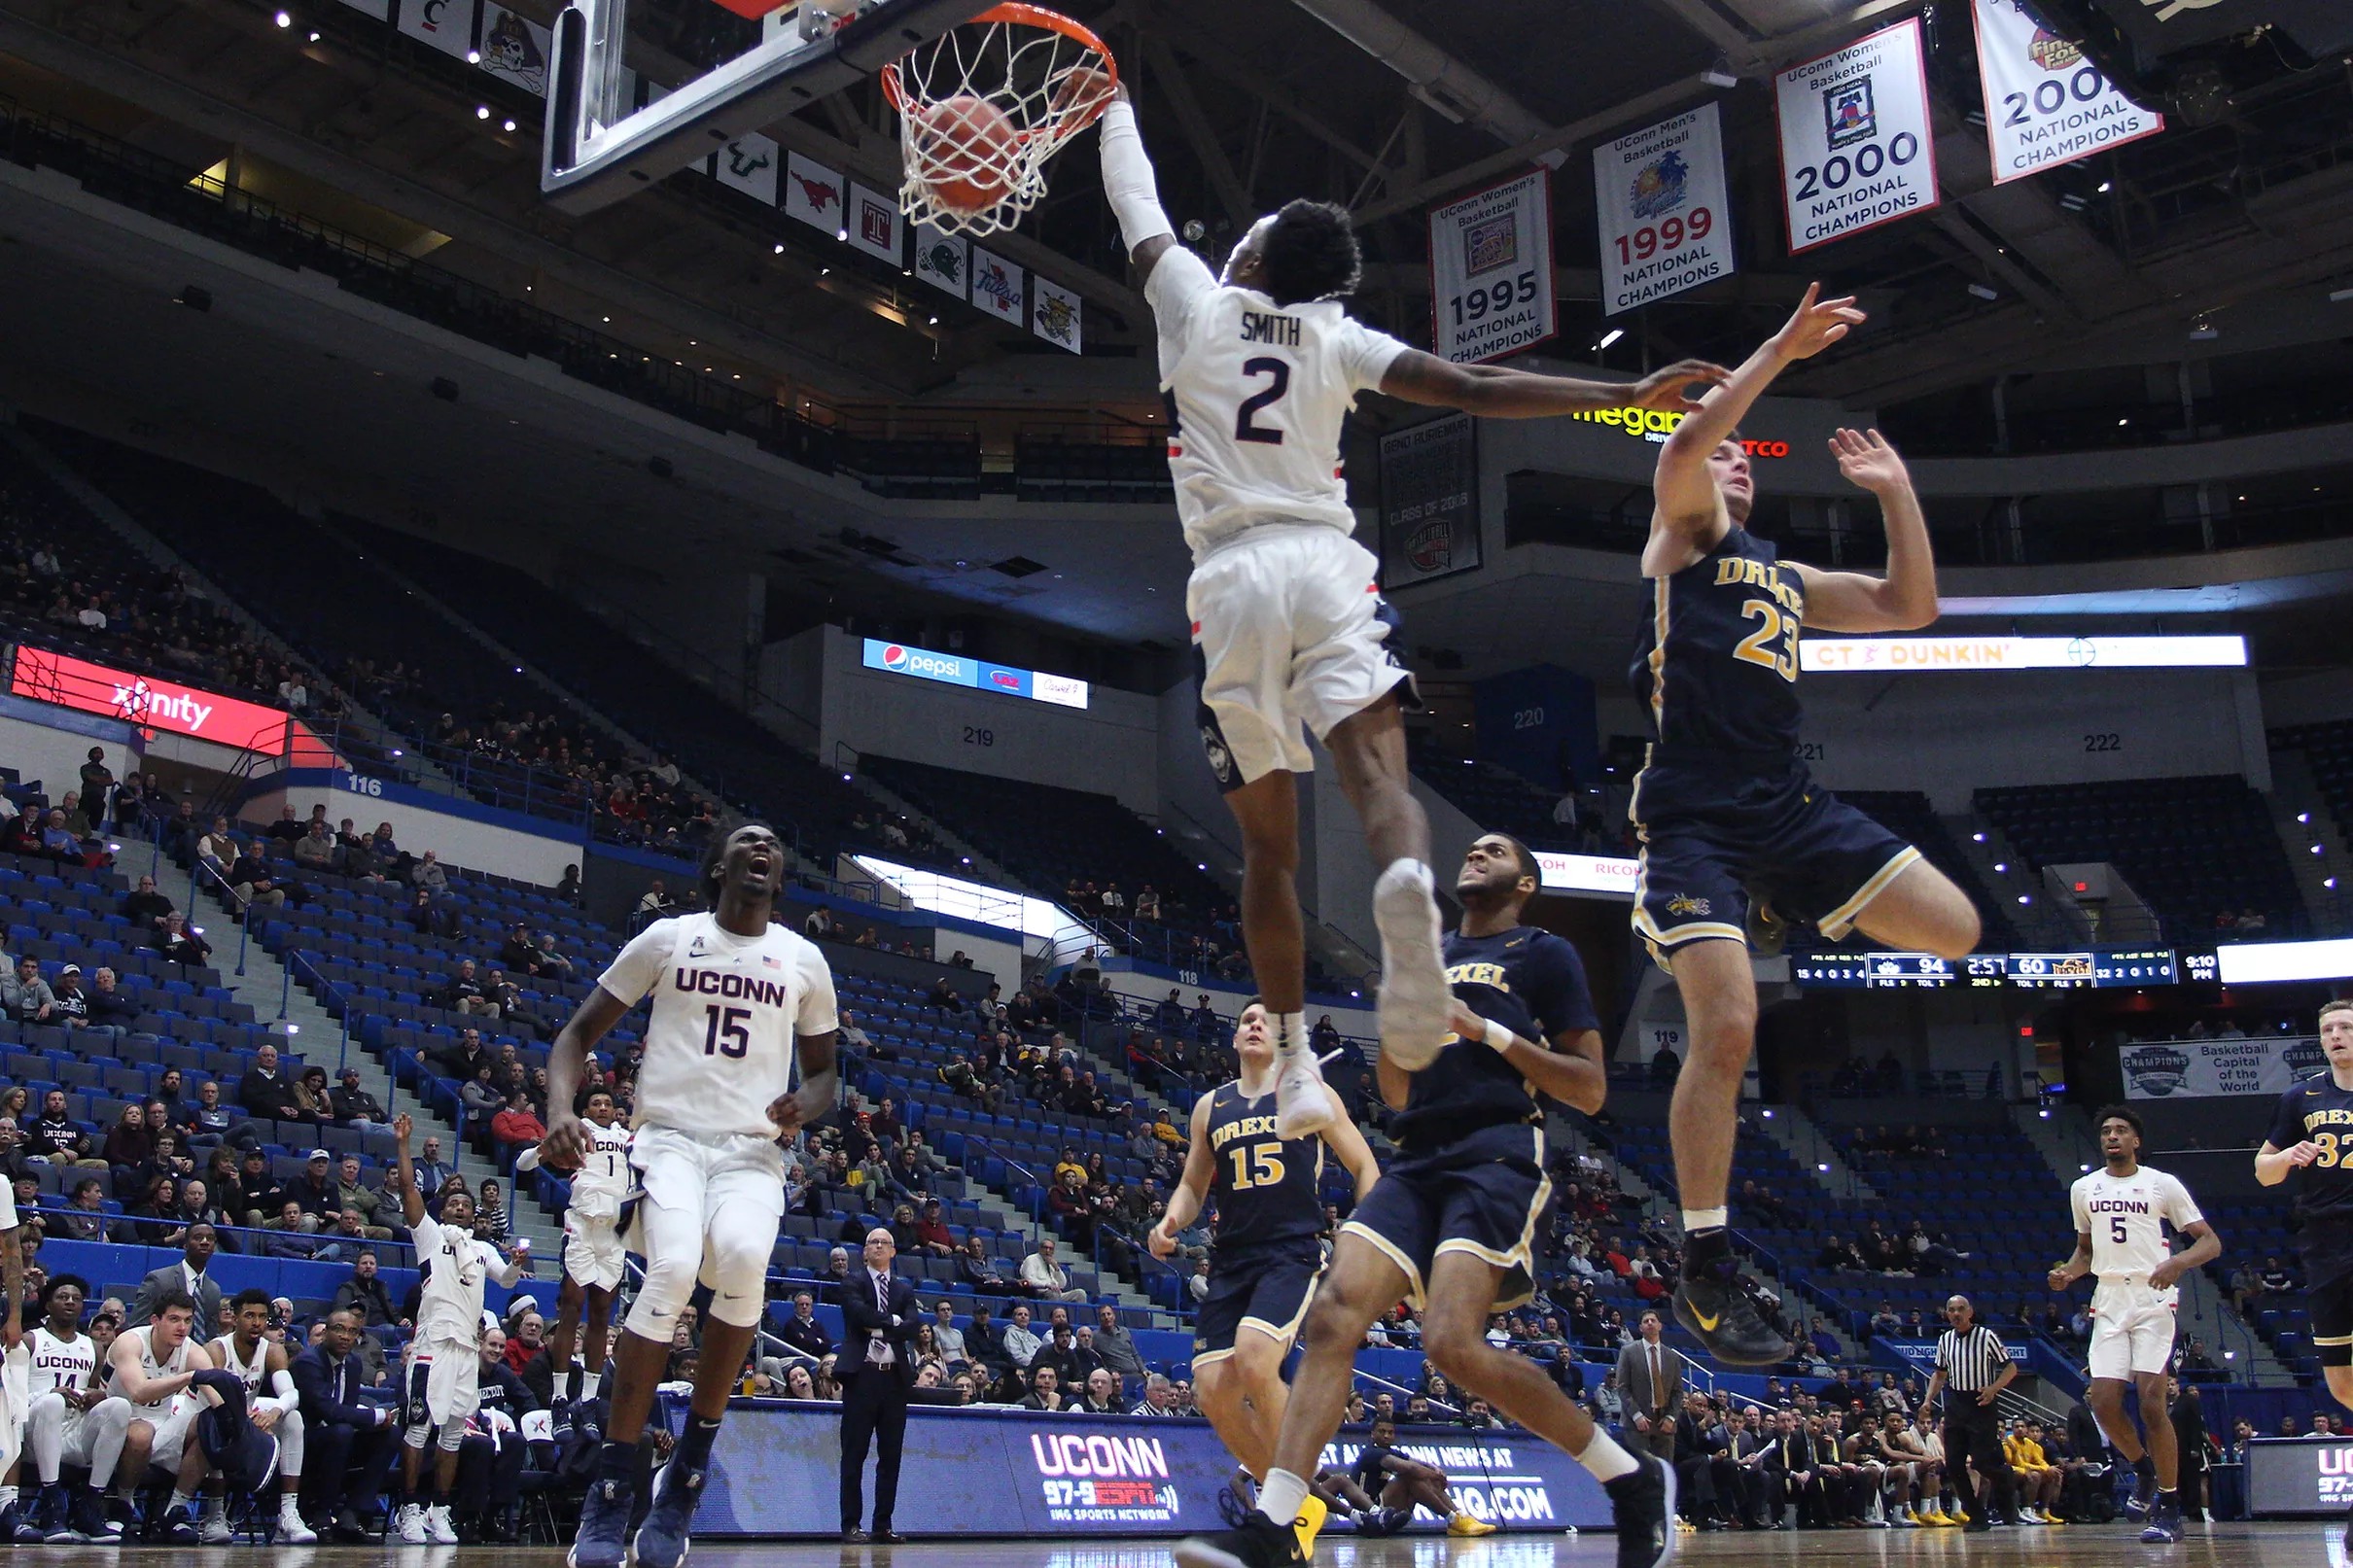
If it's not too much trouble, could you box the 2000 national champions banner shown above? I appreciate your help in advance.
[1774,17,1940,256]
[2121,1034,2327,1100]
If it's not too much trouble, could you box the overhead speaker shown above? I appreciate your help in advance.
[430,377,461,402]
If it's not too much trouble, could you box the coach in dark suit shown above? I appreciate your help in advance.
[293,1307,402,1540]
[1615,1309,1685,1460]
[838,1226,921,1543]
[127,1224,224,1329]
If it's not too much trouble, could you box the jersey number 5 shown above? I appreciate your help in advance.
[1227,1145,1285,1190]
[1733,600,1801,682]
[1235,358,1290,445]
[701,1004,751,1058]
[2110,1216,2128,1243]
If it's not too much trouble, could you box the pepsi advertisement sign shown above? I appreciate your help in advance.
[861,639,1089,710]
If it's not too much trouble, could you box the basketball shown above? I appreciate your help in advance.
[914,91,1021,217]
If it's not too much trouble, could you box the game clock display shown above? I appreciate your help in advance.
[1792,947,2177,990]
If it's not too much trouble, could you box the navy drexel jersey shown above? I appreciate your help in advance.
[2268,1072,2353,1283]
[1628,527,1806,759]
[1204,1079,1324,1257]
[1389,924,1599,1153]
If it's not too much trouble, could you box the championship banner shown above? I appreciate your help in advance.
[396,0,476,59]
[845,182,902,265]
[782,152,845,233]
[1774,17,1940,255]
[2120,1034,2325,1100]
[1972,0,2162,182]
[968,246,1025,325]
[1033,276,1082,354]
[1377,414,1480,588]
[712,133,780,207]
[476,4,550,96]
[912,222,967,297]
[1595,104,1735,315]
[1425,170,1555,365]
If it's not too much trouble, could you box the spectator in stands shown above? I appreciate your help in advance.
[2228,1262,2264,1316]
[1001,1303,1043,1371]
[226,838,289,909]
[236,1041,304,1137]
[331,1067,385,1126]
[178,1076,231,1148]
[439,958,493,1015]
[53,1175,117,1241]
[408,848,447,894]
[473,1177,508,1241]
[294,1065,334,1124]
[487,1088,545,1155]
[83,965,137,1038]
[234,1146,286,1228]
[27,1088,98,1167]
[2,953,55,1024]
[264,1200,323,1259]
[1020,1235,1087,1304]
[101,1098,156,1188]
[958,1235,1010,1296]
[290,1148,341,1224]
[1815,1235,1865,1272]
[408,1134,452,1198]
[155,909,213,967]
[332,1155,391,1239]
[159,798,200,857]
[122,873,174,932]
[407,886,460,940]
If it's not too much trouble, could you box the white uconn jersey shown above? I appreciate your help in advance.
[28,1327,95,1398]
[568,1120,633,1222]
[412,1212,498,1342]
[124,1325,192,1410]
[1149,248,1408,562]
[599,913,838,1139]
[2072,1165,2203,1281]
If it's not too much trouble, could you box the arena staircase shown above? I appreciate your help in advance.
[2263,746,2350,935]
[1756,1103,1882,1202]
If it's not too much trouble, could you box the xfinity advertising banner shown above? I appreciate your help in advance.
[1426,170,1556,365]
[2120,1034,2325,1100]
[688,1402,1611,1536]
[1595,103,1735,314]
[10,646,309,755]
[1377,414,1480,588]
[1971,0,2161,183]
[1774,17,1941,254]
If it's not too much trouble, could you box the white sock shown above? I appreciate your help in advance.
[581,1369,603,1401]
[169,1489,194,1513]
[1377,857,1433,896]
[0,1485,16,1509]
[1682,1207,1728,1232]
[1258,1469,1311,1528]
[1274,1012,1308,1061]
[1573,1428,1640,1483]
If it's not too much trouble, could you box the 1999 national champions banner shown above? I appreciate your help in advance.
[2120,1034,2327,1099]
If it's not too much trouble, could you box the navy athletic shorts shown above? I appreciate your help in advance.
[1341,1123,1551,1312]
[1631,754,1919,966]
[1192,1248,1322,1363]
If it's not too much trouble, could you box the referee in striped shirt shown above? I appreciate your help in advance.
[1922,1294,2019,1532]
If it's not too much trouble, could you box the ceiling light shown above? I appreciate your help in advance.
[475,105,491,120]
[1701,68,1738,89]
[1993,862,2007,873]
[774,243,785,254]
[2332,287,2353,304]
[503,119,518,133]
[2097,181,2113,192]
[820,267,829,277]
[928,315,938,325]
[837,227,849,241]
[1972,832,1985,843]
[2300,813,2312,824]
[2188,316,2218,341]
[1597,328,1625,350]
[274,10,293,25]
[1967,283,1998,302]
[308,30,320,41]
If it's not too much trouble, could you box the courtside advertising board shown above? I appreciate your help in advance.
[1774,17,1941,255]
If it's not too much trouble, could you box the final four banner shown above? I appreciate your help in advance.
[1971,0,2162,184]
[1774,17,1941,255]
[2120,1034,2326,1100]
[1595,103,1735,316]
[1425,170,1555,365]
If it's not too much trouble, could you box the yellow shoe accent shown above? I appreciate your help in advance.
[1449,1513,1498,1537]
[1293,1495,1327,1560]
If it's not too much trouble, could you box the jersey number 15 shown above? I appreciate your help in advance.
[701,1004,751,1058]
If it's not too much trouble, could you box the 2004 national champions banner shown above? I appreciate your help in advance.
[1595,104,1736,315]
[1425,170,1556,365]
[1774,17,1941,255]
[2121,1034,2327,1100]
[1971,0,2162,183]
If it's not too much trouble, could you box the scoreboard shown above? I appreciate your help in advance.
[1792,947,2178,991]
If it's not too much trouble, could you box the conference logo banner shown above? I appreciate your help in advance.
[397,0,476,59]
[1971,0,2162,183]
[846,182,903,266]
[712,132,780,208]
[2121,1034,2325,1099]
[476,3,550,95]
[1426,170,1556,365]
[1774,17,1941,254]
[1595,103,1735,315]
[969,246,1026,325]
[912,221,967,298]
[1378,414,1480,589]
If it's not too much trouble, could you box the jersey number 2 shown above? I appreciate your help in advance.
[1227,1145,1285,1190]
[701,1004,751,1058]
[1235,358,1289,444]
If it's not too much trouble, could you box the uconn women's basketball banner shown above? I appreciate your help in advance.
[686,1402,1611,1536]
[2120,1034,2326,1100]
[1425,171,1556,365]
[1594,104,1735,315]
[1377,414,1481,589]
[1970,0,2161,183]
[1774,17,1942,255]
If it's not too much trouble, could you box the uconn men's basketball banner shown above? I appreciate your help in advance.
[1425,170,1556,365]
[684,1401,1612,1536]
[1971,0,2161,183]
[1774,17,1942,255]
[1377,415,1481,589]
[1594,104,1735,315]
[2120,1034,2327,1100]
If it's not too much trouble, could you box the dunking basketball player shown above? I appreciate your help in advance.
[1629,287,1982,1366]
[542,822,839,1568]
[2258,998,2353,1547]
[1090,78,1726,1142]
[1176,834,1673,1568]
[1149,1000,1379,1532]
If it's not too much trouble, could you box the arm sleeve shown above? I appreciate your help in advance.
[2266,1088,2308,1151]
[796,947,841,1035]
[267,1366,300,1415]
[1335,318,1412,397]
[595,919,676,1006]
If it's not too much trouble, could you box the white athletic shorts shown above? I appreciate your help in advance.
[128,1397,196,1462]
[564,1212,626,1293]
[627,1123,788,1331]
[2088,1278,2176,1380]
[1187,526,1415,790]
[406,1335,483,1430]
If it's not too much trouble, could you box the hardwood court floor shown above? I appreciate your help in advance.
[2,1521,2339,1567]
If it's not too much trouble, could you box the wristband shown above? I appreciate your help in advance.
[1482,1018,1513,1055]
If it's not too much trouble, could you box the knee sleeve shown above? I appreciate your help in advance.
[700,1207,774,1328]
[85,1399,132,1489]
[278,1411,304,1478]
[625,1195,708,1340]
[26,1391,65,1482]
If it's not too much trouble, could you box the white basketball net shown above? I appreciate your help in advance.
[883,7,1114,238]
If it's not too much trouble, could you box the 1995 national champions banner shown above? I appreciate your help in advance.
[1425,170,1557,366]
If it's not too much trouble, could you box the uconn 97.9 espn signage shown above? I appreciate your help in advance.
[685,1402,1611,1536]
